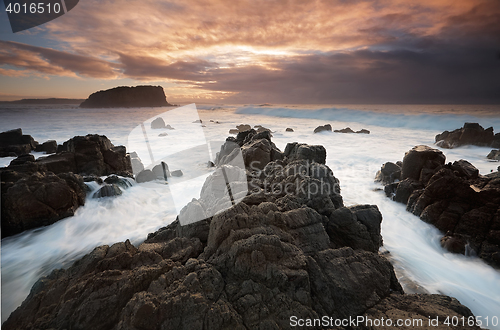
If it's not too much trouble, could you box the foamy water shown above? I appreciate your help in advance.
[1,104,500,327]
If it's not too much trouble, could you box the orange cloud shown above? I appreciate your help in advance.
[0,41,119,79]
[1,0,499,103]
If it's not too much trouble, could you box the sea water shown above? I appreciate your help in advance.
[1,104,500,327]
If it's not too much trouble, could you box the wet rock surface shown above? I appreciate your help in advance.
[1,171,86,237]
[376,145,500,267]
[435,122,500,149]
[1,132,134,237]
[3,135,480,329]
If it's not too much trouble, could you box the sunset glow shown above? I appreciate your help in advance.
[0,0,499,103]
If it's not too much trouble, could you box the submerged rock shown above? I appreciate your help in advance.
[92,184,123,198]
[104,175,133,189]
[334,127,355,133]
[286,127,294,132]
[313,124,332,133]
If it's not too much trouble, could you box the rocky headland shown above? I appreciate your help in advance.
[376,145,500,267]
[3,129,479,329]
[80,86,172,108]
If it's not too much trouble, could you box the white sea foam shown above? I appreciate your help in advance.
[1,104,500,327]
[235,105,500,132]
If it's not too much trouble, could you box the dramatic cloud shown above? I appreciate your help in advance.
[0,41,119,78]
[1,0,499,102]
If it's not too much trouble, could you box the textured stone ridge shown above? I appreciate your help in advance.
[80,85,171,108]
[3,136,480,330]
[377,145,500,267]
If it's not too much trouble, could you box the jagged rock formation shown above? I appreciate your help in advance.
[38,134,132,177]
[80,86,171,108]
[3,134,480,329]
[435,122,500,149]
[377,145,500,267]
[1,134,133,238]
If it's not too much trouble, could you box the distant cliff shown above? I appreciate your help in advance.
[80,86,171,108]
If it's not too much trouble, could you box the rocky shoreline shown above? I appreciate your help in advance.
[3,129,480,329]
[1,131,133,238]
[376,142,500,268]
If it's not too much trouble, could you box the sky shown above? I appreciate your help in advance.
[0,0,499,104]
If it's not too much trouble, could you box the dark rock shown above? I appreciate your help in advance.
[375,162,401,184]
[236,124,251,132]
[3,135,480,330]
[285,127,294,132]
[104,175,132,189]
[151,117,166,129]
[313,124,332,133]
[242,138,272,170]
[41,134,132,176]
[0,128,38,157]
[171,169,183,177]
[359,293,480,330]
[378,146,500,267]
[487,149,500,160]
[326,205,383,252]
[9,154,35,166]
[229,128,239,134]
[356,129,370,134]
[401,145,445,181]
[1,172,85,238]
[284,142,326,164]
[395,178,423,204]
[207,161,215,167]
[334,127,355,133]
[136,169,156,183]
[80,85,171,108]
[35,140,57,154]
[82,175,103,184]
[451,159,479,180]
[92,184,123,198]
[435,122,496,148]
[36,152,77,174]
[256,126,272,134]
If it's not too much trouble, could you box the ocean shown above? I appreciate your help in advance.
[1,103,500,327]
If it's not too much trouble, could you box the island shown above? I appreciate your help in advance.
[79,85,172,108]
